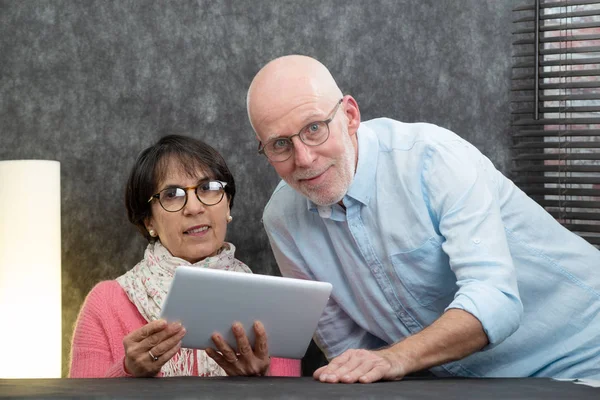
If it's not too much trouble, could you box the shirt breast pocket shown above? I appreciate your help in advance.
[389,235,457,307]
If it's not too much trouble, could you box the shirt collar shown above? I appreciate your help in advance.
[345,123,378,206]
[306,123,379,217]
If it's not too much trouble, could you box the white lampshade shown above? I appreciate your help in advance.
[0,160,61,378]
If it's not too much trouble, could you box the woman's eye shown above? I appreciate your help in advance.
[199,182,210,191]
[163,188,182,199]
[199,182,222,192]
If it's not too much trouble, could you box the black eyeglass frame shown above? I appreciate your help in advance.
[257,98,344,162]
[147,180,228,212]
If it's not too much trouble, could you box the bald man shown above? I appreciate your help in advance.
[247,55,600,383]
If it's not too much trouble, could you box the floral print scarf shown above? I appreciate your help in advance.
[117,240,251,377]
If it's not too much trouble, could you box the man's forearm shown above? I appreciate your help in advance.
[383,308,489,374]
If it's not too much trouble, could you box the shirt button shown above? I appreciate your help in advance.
[473,238,481,244]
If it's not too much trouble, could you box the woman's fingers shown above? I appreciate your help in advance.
[207,334,242,376]
[232,322,254,359]
[141,322,184,349]
[123,320,186,377]
[153,340,183,367]
[252,321,269,359]
[148,325,187,360]
[206,322,271,376]
[205,347,238,376]
[124,319,168,346]
[211,331,239,364]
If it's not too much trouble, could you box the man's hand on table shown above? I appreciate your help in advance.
[313,348,411,384]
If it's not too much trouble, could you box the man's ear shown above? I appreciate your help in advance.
[255,134,263,150]
[342,95,361,136]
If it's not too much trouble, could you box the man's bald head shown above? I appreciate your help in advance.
[247,55,343,132]
[246,55,361,206]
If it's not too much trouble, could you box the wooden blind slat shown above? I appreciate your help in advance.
[514,176,600,184]
[514,152,600,160]
[515,165,600,172]
[514,1,600,11]
[513,141,600,149]
[514,129,600,137]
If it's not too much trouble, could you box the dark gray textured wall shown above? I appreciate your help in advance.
[0,0,515,376]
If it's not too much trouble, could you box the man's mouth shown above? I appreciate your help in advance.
[297,166,330,182]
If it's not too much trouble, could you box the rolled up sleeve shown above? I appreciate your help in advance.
[422,138,523,348]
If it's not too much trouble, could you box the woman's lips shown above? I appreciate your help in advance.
[184,225,209,236]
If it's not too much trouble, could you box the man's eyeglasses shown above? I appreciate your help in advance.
[258,99,343,162]
[148,180,227,212]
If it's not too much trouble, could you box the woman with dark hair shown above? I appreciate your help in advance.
[69,135,300,378]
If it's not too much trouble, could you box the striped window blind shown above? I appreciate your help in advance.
[512,0,600,246]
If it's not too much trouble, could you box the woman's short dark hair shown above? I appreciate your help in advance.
[125,134,236,242]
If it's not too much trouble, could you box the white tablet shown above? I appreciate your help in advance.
[159,266,333,359]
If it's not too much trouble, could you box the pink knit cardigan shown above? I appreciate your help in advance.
[69,280,301,377]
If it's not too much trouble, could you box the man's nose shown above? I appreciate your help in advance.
[292,136,315,167]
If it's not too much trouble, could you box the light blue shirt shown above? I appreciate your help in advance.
[263,118,600,379]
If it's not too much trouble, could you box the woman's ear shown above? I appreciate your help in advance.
[144,217,153,231]
[226,200,232,223]
[144,217,157,237]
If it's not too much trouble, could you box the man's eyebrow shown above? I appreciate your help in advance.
[264,133,286,142]
[264,112,325,142]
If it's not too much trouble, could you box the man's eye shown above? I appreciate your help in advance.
[304,122,325,136]
[308,123,320,132]
[272,139,289,150]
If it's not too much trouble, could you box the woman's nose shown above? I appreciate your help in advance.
[182,189,206,214]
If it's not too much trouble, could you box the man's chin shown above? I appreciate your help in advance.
[303,188,346,206]
[286,179,344,205]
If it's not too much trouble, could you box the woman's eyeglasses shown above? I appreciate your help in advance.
[148,180,227,212]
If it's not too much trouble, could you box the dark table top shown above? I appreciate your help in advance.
[0,376,597,399]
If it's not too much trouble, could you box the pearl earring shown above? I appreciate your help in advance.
[226,215,233,223]
[149,229,157,237]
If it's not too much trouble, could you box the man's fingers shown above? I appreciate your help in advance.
[322,353,366,383]
[339,359,380,383]
[313,365,327,380]
[357,365,388,384]
[315,351,352,382]
[314,349,400,384]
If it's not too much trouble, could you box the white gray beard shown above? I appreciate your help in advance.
[294,139,356,206]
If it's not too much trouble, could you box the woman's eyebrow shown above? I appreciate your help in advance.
[158,176,210,190]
